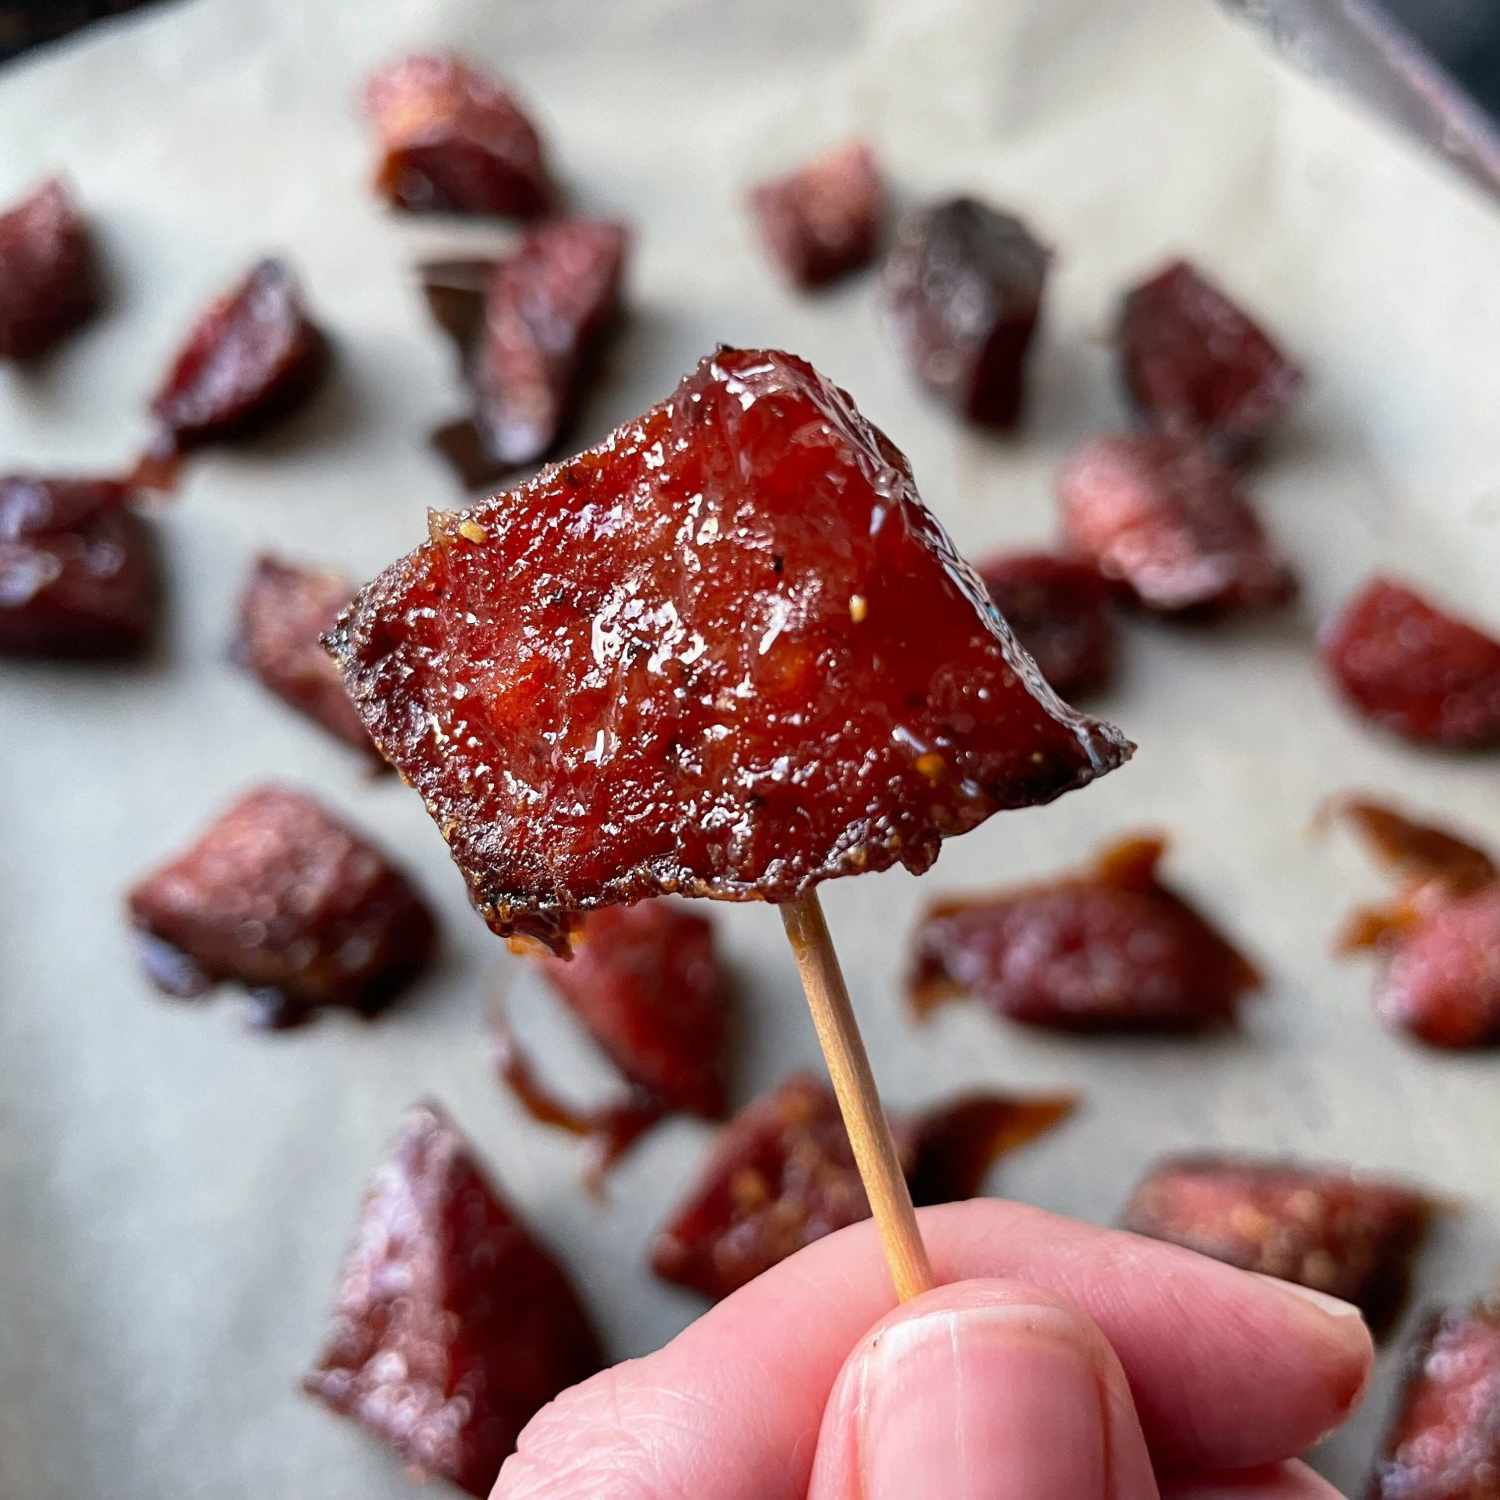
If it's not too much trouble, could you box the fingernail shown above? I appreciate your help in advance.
[857,1303,1107,1500]
[1250,1273,1364,1322]
[1249,1274,1374,1429]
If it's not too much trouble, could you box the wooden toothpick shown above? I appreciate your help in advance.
[781,890,935,1303]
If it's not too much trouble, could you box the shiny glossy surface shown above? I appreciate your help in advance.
[650,1072,1071,1301]
[884,196,1049,428]
[1369,1297,1500,1500]
[1059,432,1297,614]
[911,834,1261,1031]
[304,1102,602,1497]
[1123,1154,1432,1336]
[235,556,377,759]
[0,177,96,360]
[127,785,435,1028]
[0,475,156,656]
[977,550,1118,697]
[364,54,551,217]
[1323,576,1500,749]
[749,140,882,289]
[330,347,1131,951]
[147,258,328,462]
[1117,258,1302,457]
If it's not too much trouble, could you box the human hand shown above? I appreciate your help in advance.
[494,1198,1372,1499]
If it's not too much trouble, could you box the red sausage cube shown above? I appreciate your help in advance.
[0,475,156,657]
[651,1073,1072,1301]
[1058,433,1296,615]
[1375,889,1500,1050]
[233,555,377,761]
[364,54,552,217]
[304,1101,602,1495]
[148,258,329,459]
[1369,1296,1500,1499]
[127,786,435,1028]
[977,551,1118,697]
[1331,798,1500,1050]
[533,901,729,1119]
[749,140,882,288]
[911,835,1261,1031]
[327,347,1131,953]
[1122,1154,1431,1334]
[0,177,98,360]
[1322,577,1500,750]
[1117,259,1302,456]
[884,196,1049,429]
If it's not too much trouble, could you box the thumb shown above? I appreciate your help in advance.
[807,1278,1161,1500]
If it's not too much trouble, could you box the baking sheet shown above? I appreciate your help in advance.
[2,1,1498,1494]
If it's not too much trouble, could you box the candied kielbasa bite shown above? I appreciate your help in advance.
[233,556,376,761]
[494,901,731,1183]
[1368,1295,1500,1500]
[910,835,1261,1031]
[1058,432,1296,615]
[1121,1154,1432,1336]
[0,475,157,657]
[1116,258,1303,457]
[651,1073,1073,1301]
[327,347,1132,954]
[364,54,552,217]
[1332,797,1500,1049]
[0,177,98,361]
[884,196,1049,429]
[144,258,329,471]
[977,551,1118,698]
[305,1101,602,1496]
[749,140,883,289]
[426,219,628,483]
[1372,892,1500,1050]
[1322,576,1500,750]
[533,901,728,1118]
[126,785,436,1028]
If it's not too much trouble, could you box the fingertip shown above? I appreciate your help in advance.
[1072,1228,1374,1467]
[1244,1273,1375,1426]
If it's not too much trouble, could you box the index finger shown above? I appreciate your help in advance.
[496,1199,1372,1499]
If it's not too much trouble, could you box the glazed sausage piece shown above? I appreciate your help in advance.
[1330,796,1500,1049]
[127,786,435,1028]
[364,53,552,217]
[1116,258,1302,458]
[305,1101,602,1496]
[1058,433,1296,615]
[0,475,157,657]
[0,177,98,361]
[749,140,882,289]
[911,834,1261,1032]
[1122,1153,1432,1336]
[884,196,1049,429]
[1322,576,1500,750]
[327,347,1131,953]
[143,258,329,478]
[651,1073,1074,1301]
[234,555,378,761]
[977,551,1118,697]
[424,219,628,483]
[1368,1295,1500,1499]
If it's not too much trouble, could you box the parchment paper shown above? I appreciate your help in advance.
[2,1,1498,1495]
